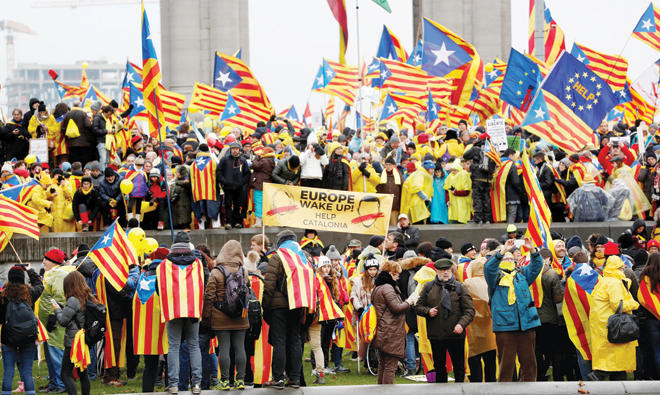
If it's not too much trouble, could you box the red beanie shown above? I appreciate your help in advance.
[224,134,236,144]
[406,162,416,173]
[603,241,620,256]
[150,247,170,261]
[327,132,333,140]
[648,239,660,250]
[44,248,66,265]
[131,135,142,144]
[418,133,429,144]
[478,133,491,141]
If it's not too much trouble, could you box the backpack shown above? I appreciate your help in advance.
[214,265,249,318]
[65,119,80,138]
[83,300,107,346]
[3,300,37,347]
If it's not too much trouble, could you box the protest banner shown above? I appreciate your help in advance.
[262,183,393,235]
[29,138,49,164]
[487,118,507,151]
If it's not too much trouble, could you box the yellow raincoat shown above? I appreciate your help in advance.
[50,178,76,233]
[27,175,54,231]
[28,114,59,140]
[350,162,380,193]
[589,256,639,372]
[444,162,472,224]
[437,139,465,158]
[400,168,433,224]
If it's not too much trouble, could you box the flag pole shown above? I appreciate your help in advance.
[355,0,363,143]
[153,94,175,242]
[7,239,23,265]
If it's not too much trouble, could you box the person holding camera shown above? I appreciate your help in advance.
[415,258,475,383]
[50,168,76,232]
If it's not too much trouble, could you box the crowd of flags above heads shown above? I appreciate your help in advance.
[43,1,660,154]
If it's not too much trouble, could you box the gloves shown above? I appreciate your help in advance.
[109,199,117,208]
[46,314,57,332]
[405,292,419,305]
[358,162,369,177]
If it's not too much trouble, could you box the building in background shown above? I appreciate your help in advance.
[412,0,512,62]
[160,0,249,97]
[3,61,123,113]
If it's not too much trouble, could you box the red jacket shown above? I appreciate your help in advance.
[597,144,635,175]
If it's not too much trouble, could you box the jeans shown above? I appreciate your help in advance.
[44,342,65,390]
[86,344,96,381]
[576,350,593,380]
[218,330,246,381]
[2,344,36,395]
[96,142,107,168]
[269,308,302,383]
[167,318,202,389]
[506,204,518,224]
[178,340,190,391]
[331,344,343,367]
[199,332,213,389]
[61,347,90,395]
[405,332,417,370]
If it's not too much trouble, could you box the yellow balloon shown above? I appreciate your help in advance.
[142,237,159,255]
[484,63,494,73]
[82,61,89,69]
[188,105,198,114]
[128,227,146,250]
[24,154,36,165]
[120,179,133,195]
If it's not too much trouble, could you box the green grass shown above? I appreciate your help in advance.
[4,344,422,394]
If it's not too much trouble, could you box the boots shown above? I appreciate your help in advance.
[198,217,206,230]
[312,370,325,385]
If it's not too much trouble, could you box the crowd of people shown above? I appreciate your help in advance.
[1,97,658,234]
[2,212,660,393]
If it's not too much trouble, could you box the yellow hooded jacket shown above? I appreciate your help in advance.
[400,168,433,223]
[444,161,472,224]
[350,162,380,193]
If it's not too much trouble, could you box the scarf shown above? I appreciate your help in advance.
[434,276,458,318]
[81,185,93,195]
[379,168,401,185]
[498,260,517,305]
[300,236,324,249]
[592,252,605,268]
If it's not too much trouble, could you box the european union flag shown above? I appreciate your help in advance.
[542,52,618,129]
[380,94,398,121]
[219,94,241,122]
[213,53,242,91]
[421,19,472,77]
[500,48,542,111]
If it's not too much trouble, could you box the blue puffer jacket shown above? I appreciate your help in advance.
[484,251,543,332]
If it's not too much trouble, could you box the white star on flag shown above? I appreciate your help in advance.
[139,277,154,291]
[227,105,237,114]
[619,90,627,98]
[488,70,499,78]
[316,76,323,85]
[575,264,593,277]
[325,69,333,77]
[134,97,144,108]
[577,55,585,62]
[642,18,653,31]
[126,72,134,83]
[431,42,455,66]
[386,103,396,114]
[534,107,545,119]
[414,54,421,64]
[216,71,232,86]
[101,234,111,245]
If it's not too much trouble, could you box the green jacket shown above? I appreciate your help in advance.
[38,265,75,349]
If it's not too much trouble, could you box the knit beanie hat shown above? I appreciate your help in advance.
[44,248,66,265]
[7,266,25,284]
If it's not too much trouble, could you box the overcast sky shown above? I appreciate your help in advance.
[0,0,658,112]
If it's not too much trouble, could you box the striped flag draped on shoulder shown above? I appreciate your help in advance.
[277,247,317,310]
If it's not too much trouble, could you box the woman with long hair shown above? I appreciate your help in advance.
[638,252,660,379]
[53,271,100,395]
[0,265,44,395]
[318,256,341,374]
[349,254,379,361]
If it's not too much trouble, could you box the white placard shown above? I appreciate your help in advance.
[29,138,48,164]
[487,118,507,151]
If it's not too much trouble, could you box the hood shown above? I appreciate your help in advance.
[167,250,196,266]
[215,240,245,266]
[400,256,431,271]
[631,218,646,233]
[28,98,39,108]
[358,245,382,261]
[375,270,397,288]
[466,257,486,278]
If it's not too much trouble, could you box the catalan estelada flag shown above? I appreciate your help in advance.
[80,85,111,107]
[570,42,628,91]
[316,274,344,321]
[633,2,660,52]
[277,242,316,310]
[358,304,377,343]
[562,263,599,360]
[219,93,271,132]
[327,0,348,64]
[0,195,39,240]
[190,82,228,116]
[95,274,125,369]
[376,25,408,62]
[189,152,217,202]
[543,1,565,65]
[157,258,204,322]
[639,276,660,321]
[213,52,273,112]
[89,220,136,292]
[133,272,168,355]
[314,59,359,105]
[53,80,86,100]
[378,58,429,97]
[249,274,272,385]
[0,179,40,204]
[70,329,91,370]
[335,304,357,351]
[141,0,166,138]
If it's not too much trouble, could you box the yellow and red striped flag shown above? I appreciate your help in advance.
[379,58,429,97]
[327,0,348,64]
[543,2,565,65]
[70,329,91,370]
[570,42,628,91]
[315,274,344,321]
[277,247,317,310]
[141,1,166,138]
[632,2,660,52]
[324,97,336,129]
[88,220,136,292]
[250,274,273,385]
[316,59,359,105]
[358,304,377,343]
[562,263,599,360]
[157,258,204,322]
[639,276,660,321]
[36,314,49,342]
[335,304,357,351]
[528,0,535,55]
[213,52,273,112]
[190,82,228,116]
[189,152,217,202]
[0,195,39,240]
[133,273,168,355]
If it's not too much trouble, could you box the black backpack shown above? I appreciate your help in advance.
[3,300,37,347]
[214,265,249,318]
[246,285,262,340]
[83,300,107,346]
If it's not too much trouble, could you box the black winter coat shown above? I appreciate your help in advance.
[217,154,250,190]
[98,171,122,203]
[0,121,31,161]
[72,188,101,222]
[322,154,350,190]
[62,109,94,148]
[536,162,557,203]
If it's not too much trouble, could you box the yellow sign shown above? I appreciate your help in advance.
[262,183,393,235]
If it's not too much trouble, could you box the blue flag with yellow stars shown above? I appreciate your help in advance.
[500,48,542,111]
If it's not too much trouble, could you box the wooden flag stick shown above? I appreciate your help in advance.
[8,239,23,265]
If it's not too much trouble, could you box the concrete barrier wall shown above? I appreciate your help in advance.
[2,221,639,265]
[128,381,660,395]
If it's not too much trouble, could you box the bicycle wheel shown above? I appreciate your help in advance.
[366,343,379,376]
